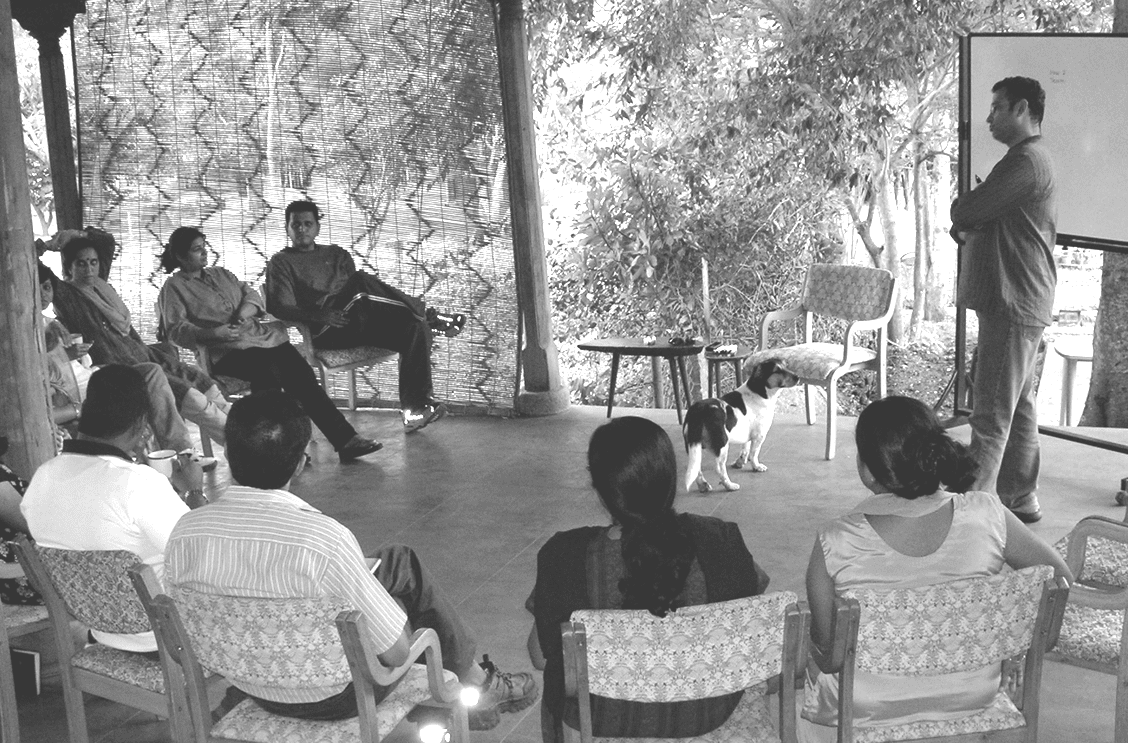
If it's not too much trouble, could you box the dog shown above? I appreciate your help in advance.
[683,358,800,492]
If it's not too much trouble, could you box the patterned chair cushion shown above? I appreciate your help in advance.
[746,344,876,382]
[171,588,352,691]
[1055,603,1122,668]
[2,603,49,633]
[803,264,896,322]
[572,592,797,703]
[71,643,166,693]
[845,565,1052,676]
[1053,534,1128,587]
[314,347,396,371]
[851,689,1025,743]
[36,548,151,634]
[211,664,458,743]
[594,684,777,743]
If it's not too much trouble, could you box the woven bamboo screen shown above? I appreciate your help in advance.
[73,0,518,412]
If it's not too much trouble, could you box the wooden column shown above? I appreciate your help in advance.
[492,0,569,416]
[1,0,55,477]
[11,0,85,230]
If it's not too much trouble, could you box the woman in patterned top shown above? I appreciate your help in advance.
[0,437,42,605]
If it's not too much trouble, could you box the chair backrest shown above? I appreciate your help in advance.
[802,264,896,323]
[567,591,800,703]
[30,543,151,634]
[845,565,1055,676]
[170,585,352,690]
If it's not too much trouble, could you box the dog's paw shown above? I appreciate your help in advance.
[751,463,767,473]
[697,480,713,493]
[722,481,741,492]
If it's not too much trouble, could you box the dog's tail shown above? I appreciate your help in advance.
[684,442,704,492]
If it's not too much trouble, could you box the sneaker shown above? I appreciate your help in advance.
[337,436,384,462]
[467,655,539,731]
[1006,492,1042,524]
[404,403,447,433]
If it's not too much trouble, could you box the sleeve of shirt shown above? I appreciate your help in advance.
[336,247,356,277]
[228,269,267,314]
[264,255,299,314]
[126,470,190,587]
[322,528,408,654]
[951,150,1041,229]
[158,280,204,348]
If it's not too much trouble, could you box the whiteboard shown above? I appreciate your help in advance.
[966,34,1128,248]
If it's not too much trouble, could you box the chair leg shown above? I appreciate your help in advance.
[348,370,358,411]
[825,384,837,461]
[804,384,816,425]
[0,623,20,743]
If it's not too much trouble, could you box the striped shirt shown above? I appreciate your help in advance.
[164,486,407,702]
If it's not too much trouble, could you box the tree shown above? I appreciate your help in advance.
[1079,0,1128,427]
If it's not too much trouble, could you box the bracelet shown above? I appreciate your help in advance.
[184,487,207,504]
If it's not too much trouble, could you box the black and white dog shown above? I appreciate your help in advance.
[683,358,800,492]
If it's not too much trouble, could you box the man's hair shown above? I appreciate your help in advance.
[225,391,312,489]
[992,76,1045,125]
[284,200,321,225]
[78,365,149,439]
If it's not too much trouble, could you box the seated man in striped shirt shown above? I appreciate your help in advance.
[163,390,537,728]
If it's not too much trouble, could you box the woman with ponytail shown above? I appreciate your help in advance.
[529,416,768,743]
[801,396,1071,742]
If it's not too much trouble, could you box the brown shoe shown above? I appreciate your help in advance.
[337,436,383,462]
[467,655,539,731]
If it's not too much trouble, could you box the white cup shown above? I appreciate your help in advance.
[146,449,177,478]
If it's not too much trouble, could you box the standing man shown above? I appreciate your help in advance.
[265,200,463,433]
[951,76,1056,523]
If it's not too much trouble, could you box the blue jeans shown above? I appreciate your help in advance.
[969,312,1044,503]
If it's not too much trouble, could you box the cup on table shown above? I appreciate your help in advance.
[146,449,177,478]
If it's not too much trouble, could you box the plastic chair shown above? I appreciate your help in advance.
[820,565,1068,742]
[1049,515,1128,743]
[560,592,809,743]
[744,263,898,460]
[146,582,468,743]
[0,599,51,743]
[11,536,226,743]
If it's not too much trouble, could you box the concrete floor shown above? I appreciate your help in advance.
[8,402,1125,742]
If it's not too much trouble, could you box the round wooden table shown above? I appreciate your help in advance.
[577,337,705,423]
[704,343,755,398]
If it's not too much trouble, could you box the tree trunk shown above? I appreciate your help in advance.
[0,0,55,478]
[909,141,933,340]
[1079,0,1128,426]
[875,169,904,343]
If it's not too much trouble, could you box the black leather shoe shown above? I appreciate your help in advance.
[338,437,384,462]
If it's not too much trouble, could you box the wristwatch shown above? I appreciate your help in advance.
[184,488,208,506]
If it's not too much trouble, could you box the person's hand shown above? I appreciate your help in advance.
[46,229,88,252]
[169,453,204,495]
[312,309,350,328]
[65,342,94,360]
[211,324,244,342]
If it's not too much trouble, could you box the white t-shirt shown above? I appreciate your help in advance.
[21,444,189,652]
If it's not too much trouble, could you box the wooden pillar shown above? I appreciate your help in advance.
[11,0,85,230]
[1,0,55,477]
[492,0,569,416]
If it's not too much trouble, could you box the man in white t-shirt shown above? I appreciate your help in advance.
[21,364,206,653]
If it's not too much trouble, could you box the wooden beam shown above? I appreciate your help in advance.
[492,0,569,416]
[0,0,56,477]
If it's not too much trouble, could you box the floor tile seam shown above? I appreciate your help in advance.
[451,533,549,610]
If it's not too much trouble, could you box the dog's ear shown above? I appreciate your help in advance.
[721,390,747,416]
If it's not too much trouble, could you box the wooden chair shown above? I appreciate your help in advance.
[744,263,898,460]
[145,582,468,743]
[0,599,51,743]
[11,536,226,743]
[288,321,397,411]
[820,565,1068,742]
[1049,515,1128,742]
[560,591,809,743]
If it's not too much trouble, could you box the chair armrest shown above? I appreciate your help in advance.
[336,612,461,704]
[1067,582,1128,611]
[759,306,804,351]
[1064,515,1128,579]
[808,597,859,674]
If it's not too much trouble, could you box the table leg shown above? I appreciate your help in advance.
[668,357,683,424]
[678,357,693,408]
[731,359,741,388]
[707,360,715,398]
[1061,358,1076,426]
[607,353,620,418]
